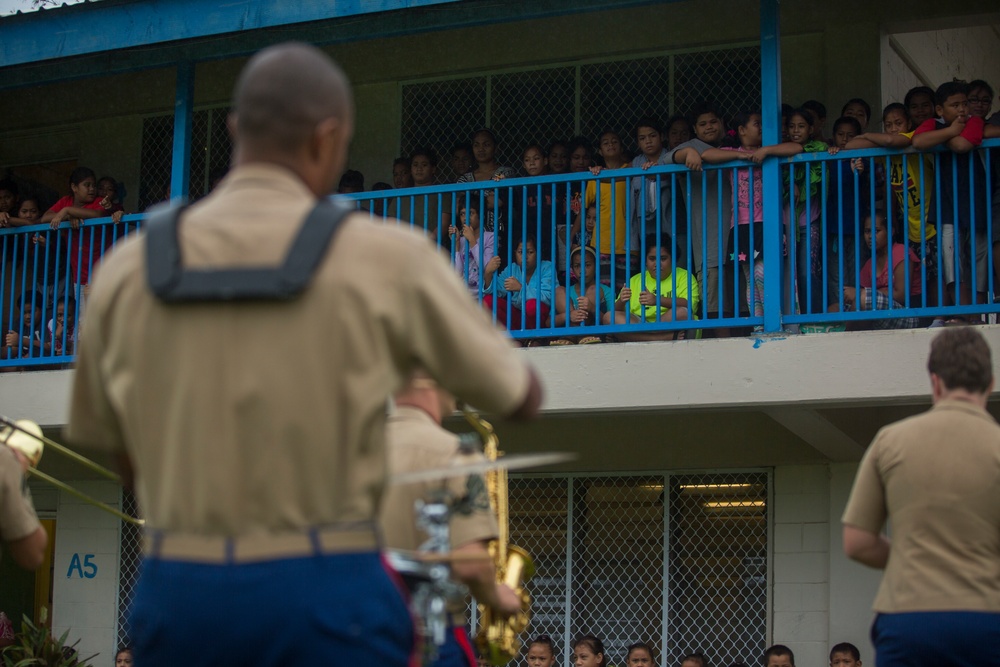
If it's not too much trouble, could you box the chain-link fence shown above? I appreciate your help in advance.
[114,470,768,665]
[401,44,760,171]
[401,77,490,182]
[138,107,231,211]
[137,45,759,197]
[487,471,770,667]
[137,115,174,211]
[116,491,142,651]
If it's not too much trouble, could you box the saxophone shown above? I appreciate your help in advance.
[463,406,535,666]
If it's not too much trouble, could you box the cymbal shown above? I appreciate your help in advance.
[0,418,44,466]
[391,452,575,485]
[386,549,493,564]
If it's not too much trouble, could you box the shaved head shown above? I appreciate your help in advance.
[231,42,352,155]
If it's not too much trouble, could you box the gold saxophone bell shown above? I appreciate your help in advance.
[477,544,536,666]
[0,416,144,526]
[463,406,535,666]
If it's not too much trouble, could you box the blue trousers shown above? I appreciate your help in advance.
[427,625,477,667]
[131,552,414,667]
[872,611,1000,667]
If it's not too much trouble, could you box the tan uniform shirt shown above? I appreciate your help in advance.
[380,406,498,552]
[0,446,41,547]
[842,399,1000,613]
[65,163,531,537]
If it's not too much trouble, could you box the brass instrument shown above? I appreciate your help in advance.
[0,416,144,526]
[464,406,535,666]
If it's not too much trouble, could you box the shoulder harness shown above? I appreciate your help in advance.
[145,199,351,303]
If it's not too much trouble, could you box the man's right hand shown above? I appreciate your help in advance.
[11,448,30,474]
[950,115,968,136]
[493,583,523,617]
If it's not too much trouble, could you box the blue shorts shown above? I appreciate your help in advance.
[872,611,1000,667]
[131,552,414,667]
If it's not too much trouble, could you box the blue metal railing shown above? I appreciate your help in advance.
[347,138,1000,338]
[0,216,143,367]
[1,140,996,367]
[778,140,1000,326]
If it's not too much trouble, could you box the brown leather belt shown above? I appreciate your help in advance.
[143,523,379,564]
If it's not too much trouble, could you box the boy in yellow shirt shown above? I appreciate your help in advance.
[603,234,699,341]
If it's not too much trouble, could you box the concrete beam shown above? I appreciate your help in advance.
[0,369,73,428]
[764,407,865,462]
[524,326,1000,414]
[5,326,1000,426]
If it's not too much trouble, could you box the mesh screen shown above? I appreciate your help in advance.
[400,77,489,181]
[138,108,231,210]
[666,473,769,667]
[137,115,174,211]
[480,471,769,667]
[206,109,233,195]
[580,56,672,157]
[673,47,761,126]
[116,491,142,650]
[113,471,767,665]
[491,68,577,166]
[401,45,761,171]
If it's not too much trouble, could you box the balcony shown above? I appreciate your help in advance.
[3,140,997,372]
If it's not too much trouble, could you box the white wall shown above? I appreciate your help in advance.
[828,463,882,665]
[882,26,1000,112]
[771,463,883,667]
[772,465,830,667]
[51,481,122,664]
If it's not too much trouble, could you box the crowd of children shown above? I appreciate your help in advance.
[0,168,127,366]
[353,78,999,341]
[518,634,864,667]
[3,79,1000,359]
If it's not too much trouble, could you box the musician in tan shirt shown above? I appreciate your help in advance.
[65,43,541,667]
[381,372,521,667]
[0,444,46,570]
[842,327,1000,666]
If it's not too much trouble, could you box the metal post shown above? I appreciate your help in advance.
[760,0,782,333]
[171,61,195,202]
[660,473,670,667]
[564,477,574,662]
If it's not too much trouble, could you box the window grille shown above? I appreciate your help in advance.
[116,490,142,651]
[137,115,174,212]
[400,76,489,181]
[480,470,770,667]
[401,45,761,170]
[490,67,577,169]
[114,470,767,665]
[137,107,231,211]
[137,45,759,198]
[673,48,760,125]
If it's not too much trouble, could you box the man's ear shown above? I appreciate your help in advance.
[301,117,338,162]
[930,373,943,399]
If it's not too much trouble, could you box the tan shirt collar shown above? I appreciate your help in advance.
[217,162,317,201]
[931,397,995,422]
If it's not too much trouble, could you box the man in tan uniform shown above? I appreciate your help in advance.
[842,327,1000,667]
[0,443,47,570]
[65,42,541,667]
[381,372,521,667]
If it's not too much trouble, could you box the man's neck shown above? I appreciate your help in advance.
[935,389,988,409]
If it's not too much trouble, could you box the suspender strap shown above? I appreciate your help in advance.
[146,200,352,302]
